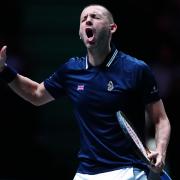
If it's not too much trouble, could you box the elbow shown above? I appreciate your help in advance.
[30,101,43,107]
[27,95,44,107]
[30,97,47,106]
[25,87,52,106]
[165,116,171,131]
[28,99,43,107]
[167,118,171,134]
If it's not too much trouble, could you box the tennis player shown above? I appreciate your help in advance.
[0,4,171,180]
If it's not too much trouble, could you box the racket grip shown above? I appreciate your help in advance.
[145,148,156,165]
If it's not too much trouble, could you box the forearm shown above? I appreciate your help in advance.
[8,74,41,105]
[146,100,171,169]
[155,116,171,159]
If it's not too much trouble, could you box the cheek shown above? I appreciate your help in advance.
[79,26,84,37]
[99,27,110,36]
[97,23,110,33]
[97,29,111,42]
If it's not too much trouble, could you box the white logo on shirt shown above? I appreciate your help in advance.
[150,85,158,94]
[107,81,114,91]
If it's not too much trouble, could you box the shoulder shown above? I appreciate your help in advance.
[63,56,86,70]
[55,56,86,74]
[117,51,151,73]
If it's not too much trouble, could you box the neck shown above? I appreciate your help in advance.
[87,44,111,66]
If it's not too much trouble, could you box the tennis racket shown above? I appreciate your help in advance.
[116,110,172,180]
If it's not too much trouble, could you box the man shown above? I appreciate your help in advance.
[0,4,171,180]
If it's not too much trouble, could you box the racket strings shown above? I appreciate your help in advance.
[117,111,150,163]
[124,119,148,158]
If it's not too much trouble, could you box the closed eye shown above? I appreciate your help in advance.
[91,14,101,19]
[81,13,101,22]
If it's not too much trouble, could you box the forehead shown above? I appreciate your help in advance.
[81,5,108,18]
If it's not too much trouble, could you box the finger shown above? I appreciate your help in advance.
[0,46,7,60]
[154,155,164,168]
[147,151,158,159]
[148,152,158,165]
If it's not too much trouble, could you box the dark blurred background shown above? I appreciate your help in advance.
[0,0,179,179]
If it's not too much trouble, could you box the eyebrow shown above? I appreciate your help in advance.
[81,12,102,19]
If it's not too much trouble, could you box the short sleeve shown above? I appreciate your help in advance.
[138,63,160,105]
[44,65,66,99]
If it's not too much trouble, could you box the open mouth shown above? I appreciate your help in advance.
[86,28,94,38]
[85,28,95,44]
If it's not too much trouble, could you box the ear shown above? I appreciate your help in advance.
[79,30,82,40]
[109,23,117,34]
[79,34,82,40]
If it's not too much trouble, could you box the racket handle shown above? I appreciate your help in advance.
[145,148,156,165]
[146,148,151,155]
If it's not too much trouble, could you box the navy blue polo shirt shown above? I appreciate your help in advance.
[44,46,160,174]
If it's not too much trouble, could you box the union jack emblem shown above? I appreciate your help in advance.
[77,84,84,91]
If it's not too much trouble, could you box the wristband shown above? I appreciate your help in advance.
[0,64,17,83]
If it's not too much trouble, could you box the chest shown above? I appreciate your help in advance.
[66,68,139,112]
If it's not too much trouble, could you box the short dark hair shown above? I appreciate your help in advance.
[82,4,115,23]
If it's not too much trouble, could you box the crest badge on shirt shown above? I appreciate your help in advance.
[150,85,158,94]
[77,84,85,91]
[107,81,114,91]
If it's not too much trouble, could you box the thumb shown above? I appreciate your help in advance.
[148,151,158,158]
[148,151,158,165]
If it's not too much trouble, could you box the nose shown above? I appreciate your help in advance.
[86,16,92,26]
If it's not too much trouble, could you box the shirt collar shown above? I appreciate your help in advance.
[85,44,118,69]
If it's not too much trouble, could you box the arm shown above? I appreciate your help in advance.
[9,75,54,106]
[0,45,54,106]
[146,99,171,172]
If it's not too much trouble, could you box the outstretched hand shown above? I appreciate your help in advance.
[0,45,7,71]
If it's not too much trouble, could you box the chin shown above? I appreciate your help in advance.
[86,44,96,50]
[85,41,96,47]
